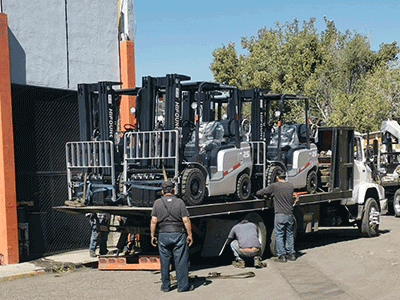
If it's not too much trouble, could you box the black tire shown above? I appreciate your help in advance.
[269,215,297,257]
[360,198,380,237]
[235,173,251,201]
[393,189,400,217]
[181,168,206,206]
[245,212,267,258]
[306,170,318,194]
[267,165,285,186]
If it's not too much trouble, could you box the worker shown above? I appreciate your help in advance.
[226,219,266,268]
[86,212,111,257]
[256,173,297,262]
[115,215,129,256]
[150,180,194,292]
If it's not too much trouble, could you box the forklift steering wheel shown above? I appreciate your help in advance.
[124,124,135,132]
[183,120,196,129]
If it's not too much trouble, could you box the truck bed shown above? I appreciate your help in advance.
[53,190,352,218]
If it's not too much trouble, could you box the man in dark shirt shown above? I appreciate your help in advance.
[150,180,194,292]
[256,172,297,262]
[226,219,265,268]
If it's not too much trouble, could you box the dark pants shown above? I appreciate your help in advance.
[274,213,295,257]
[158,232,189,291]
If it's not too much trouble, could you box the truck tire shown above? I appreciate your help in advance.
[267,165,285,186]
[245,212,267,258]
[235,173,251,201]
[306,170,318,194]
[360,198,380,237]
[181,168,206,206]
[393,189,400,217]
[269,215,297,257]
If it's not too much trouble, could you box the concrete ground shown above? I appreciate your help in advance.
[2,215,400,300]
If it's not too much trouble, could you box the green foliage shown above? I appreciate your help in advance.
[210,17,400,131]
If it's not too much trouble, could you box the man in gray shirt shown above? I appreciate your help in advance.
[256,173,297,263]
[226,219,265,268]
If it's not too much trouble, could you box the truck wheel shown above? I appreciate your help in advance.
[269,216,297,257]
[245,212,267,258]
[306,170,318,194]
[360,198,380,237]
[393,189,400,217]
[267,165,285,186]
[181,168,206,206]
[235,173,251,201]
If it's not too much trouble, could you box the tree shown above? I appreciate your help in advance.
[210,42,241,86]
[210,17,400,130]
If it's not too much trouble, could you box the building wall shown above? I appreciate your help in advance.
[3,0,120,90]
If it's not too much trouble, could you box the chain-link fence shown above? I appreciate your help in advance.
[12,84,90,260]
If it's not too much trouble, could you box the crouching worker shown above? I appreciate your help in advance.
[227,219,266,268]
[150,180,194,293]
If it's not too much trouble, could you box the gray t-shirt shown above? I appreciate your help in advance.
[151,195,189,232]
[256,181,295,215]
[228,221,261,249]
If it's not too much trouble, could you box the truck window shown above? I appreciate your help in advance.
[354,138,363,161]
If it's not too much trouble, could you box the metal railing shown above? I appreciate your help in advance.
[66,141,116,201]
[123,130,179,194]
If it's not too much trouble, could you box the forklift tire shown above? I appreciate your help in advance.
[269,216,297,257]
[181,168,206,206]
[393,189,400,217]
[267,165,285,186]
[235,173,251,201]
[360,198,380,237]
[306,170,318,194]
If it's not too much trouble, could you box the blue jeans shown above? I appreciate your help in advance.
[89,220,108,254]
[230,240,260,259]
[158,232,189,291]
[274,213,295,257]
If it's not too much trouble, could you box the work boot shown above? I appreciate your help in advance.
[232,258,245,268]
[274,255,287,263]
[286,253,297,261]
[254,256,266,268]
[89,250,96,258]
[178,285,195,292]
[64,198,85,207]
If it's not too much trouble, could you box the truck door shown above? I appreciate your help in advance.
[354,136,373,185]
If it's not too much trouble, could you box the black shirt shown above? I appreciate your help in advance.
[151,194,190,232]
[256,181,295,215]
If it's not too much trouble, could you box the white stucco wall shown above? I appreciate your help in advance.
[4,0,120,90]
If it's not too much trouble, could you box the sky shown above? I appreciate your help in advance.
[133,0,400,86]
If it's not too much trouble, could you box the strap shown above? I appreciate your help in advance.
[154,271,255,284]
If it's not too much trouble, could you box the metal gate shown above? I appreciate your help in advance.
[12,84,90,260]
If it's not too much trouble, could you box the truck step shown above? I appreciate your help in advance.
[98,254,160,271]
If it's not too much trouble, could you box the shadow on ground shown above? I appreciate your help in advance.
[295,226,390,253]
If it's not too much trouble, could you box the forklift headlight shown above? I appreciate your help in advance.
[191,102,198,110]
[274,111,281,118]
[130,106,136,115]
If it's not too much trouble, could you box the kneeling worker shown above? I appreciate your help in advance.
[226,219,266,268]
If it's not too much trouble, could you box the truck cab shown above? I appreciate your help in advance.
[353,132,387,213]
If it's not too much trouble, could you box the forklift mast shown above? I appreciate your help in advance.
[136,74,191,132]
[77,81,122,142]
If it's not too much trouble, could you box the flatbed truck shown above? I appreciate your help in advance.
[55,124,386,259]
[363,120,400,217]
